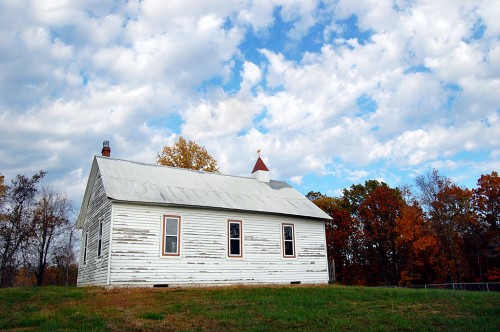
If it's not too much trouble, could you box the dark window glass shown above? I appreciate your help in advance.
[165,235,177,253]
[230,223,240,238]
[83,232,88,263]
[283,225,295,257]
[230,239,240,255]
[229,221,242,256]
[97,222,103,257]
[285,241,294,256]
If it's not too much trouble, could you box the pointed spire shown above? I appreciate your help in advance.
[252,149,269,173]
[252,149,270,182]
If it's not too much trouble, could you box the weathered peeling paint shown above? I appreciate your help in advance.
[77,172,112,286]
[77,157,330,287]
[95,202,329,287]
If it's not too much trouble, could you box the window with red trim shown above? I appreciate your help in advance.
[162,215,181,255]
[228,220,242,257]
[282,224,295,258]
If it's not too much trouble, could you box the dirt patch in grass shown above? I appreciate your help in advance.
[78,287,221,331]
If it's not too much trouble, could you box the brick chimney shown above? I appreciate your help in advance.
[101,141,111,157]
[251,149,269,182]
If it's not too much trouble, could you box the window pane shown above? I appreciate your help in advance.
[230,223,240,239]
[84,233,88,263]
[166,218,178,235]
[230,239,240,256]
[165,235,178,253]
[284,226,293,240]
[285,241,294,256]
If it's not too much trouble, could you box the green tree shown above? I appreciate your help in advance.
[156,136,220,173]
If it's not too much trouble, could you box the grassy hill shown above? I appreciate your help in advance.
[0,284,498,331]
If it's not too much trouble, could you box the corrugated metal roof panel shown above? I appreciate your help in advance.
[95,156,331,220]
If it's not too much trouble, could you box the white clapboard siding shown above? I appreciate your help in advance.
[108,202,328,286]
[77,172,112,286]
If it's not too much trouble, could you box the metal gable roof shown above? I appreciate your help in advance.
[77,156,331,227]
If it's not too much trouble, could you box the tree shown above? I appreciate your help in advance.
[157,136,220,172]
[415,170,478,283]
[474,171,499,231]
[415,169,451,213]
[51,220,77,286]
[434,184,478,282]
[357,186,405,285]
[0,174,6,202]
[306,191,326,201]
[23,187,72,286]
[395,202,439,285]
[313,181,410,286]
[310,195,361,283]
[473,172,500,281]
[0,171,45,287]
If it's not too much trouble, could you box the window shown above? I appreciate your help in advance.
[228,220,242,257]
[97,221,103,258]
[282,224,295,258]
[83,231,88,264]
[162,215,181,256]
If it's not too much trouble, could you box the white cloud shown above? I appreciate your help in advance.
[181,95,260,141]
[290,175,303,185]
[0,0,498,208]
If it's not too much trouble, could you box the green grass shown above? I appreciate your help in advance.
[0,285,498,331]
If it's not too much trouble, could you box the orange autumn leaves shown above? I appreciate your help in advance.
[157,136,220,173]
[308,171,499,286]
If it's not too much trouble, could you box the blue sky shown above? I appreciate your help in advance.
[0,0,499,209]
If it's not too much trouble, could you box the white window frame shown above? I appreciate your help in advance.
[162,215,181,256]
[282,223,296,258]
[228,220,243,258]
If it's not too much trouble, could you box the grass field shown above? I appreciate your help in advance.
[0,284,498,331]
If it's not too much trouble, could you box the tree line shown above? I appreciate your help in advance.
[0,171,77,287]
[308,170,499,286]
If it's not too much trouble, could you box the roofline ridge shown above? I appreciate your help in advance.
[95,155,284,182]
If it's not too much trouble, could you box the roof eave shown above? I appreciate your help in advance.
[108,198,331,221]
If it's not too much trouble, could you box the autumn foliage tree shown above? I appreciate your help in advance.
[307,194,360,283]
[309,169,499,286]
[357,185,405,285]
[395,203,438,285]
[157,136,220,173]
[473,171,500,280]
[0,174,6,201]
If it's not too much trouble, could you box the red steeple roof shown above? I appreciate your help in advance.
[252,157,269,173]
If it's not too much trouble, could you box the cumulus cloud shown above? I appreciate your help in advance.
[0,0,498,208]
